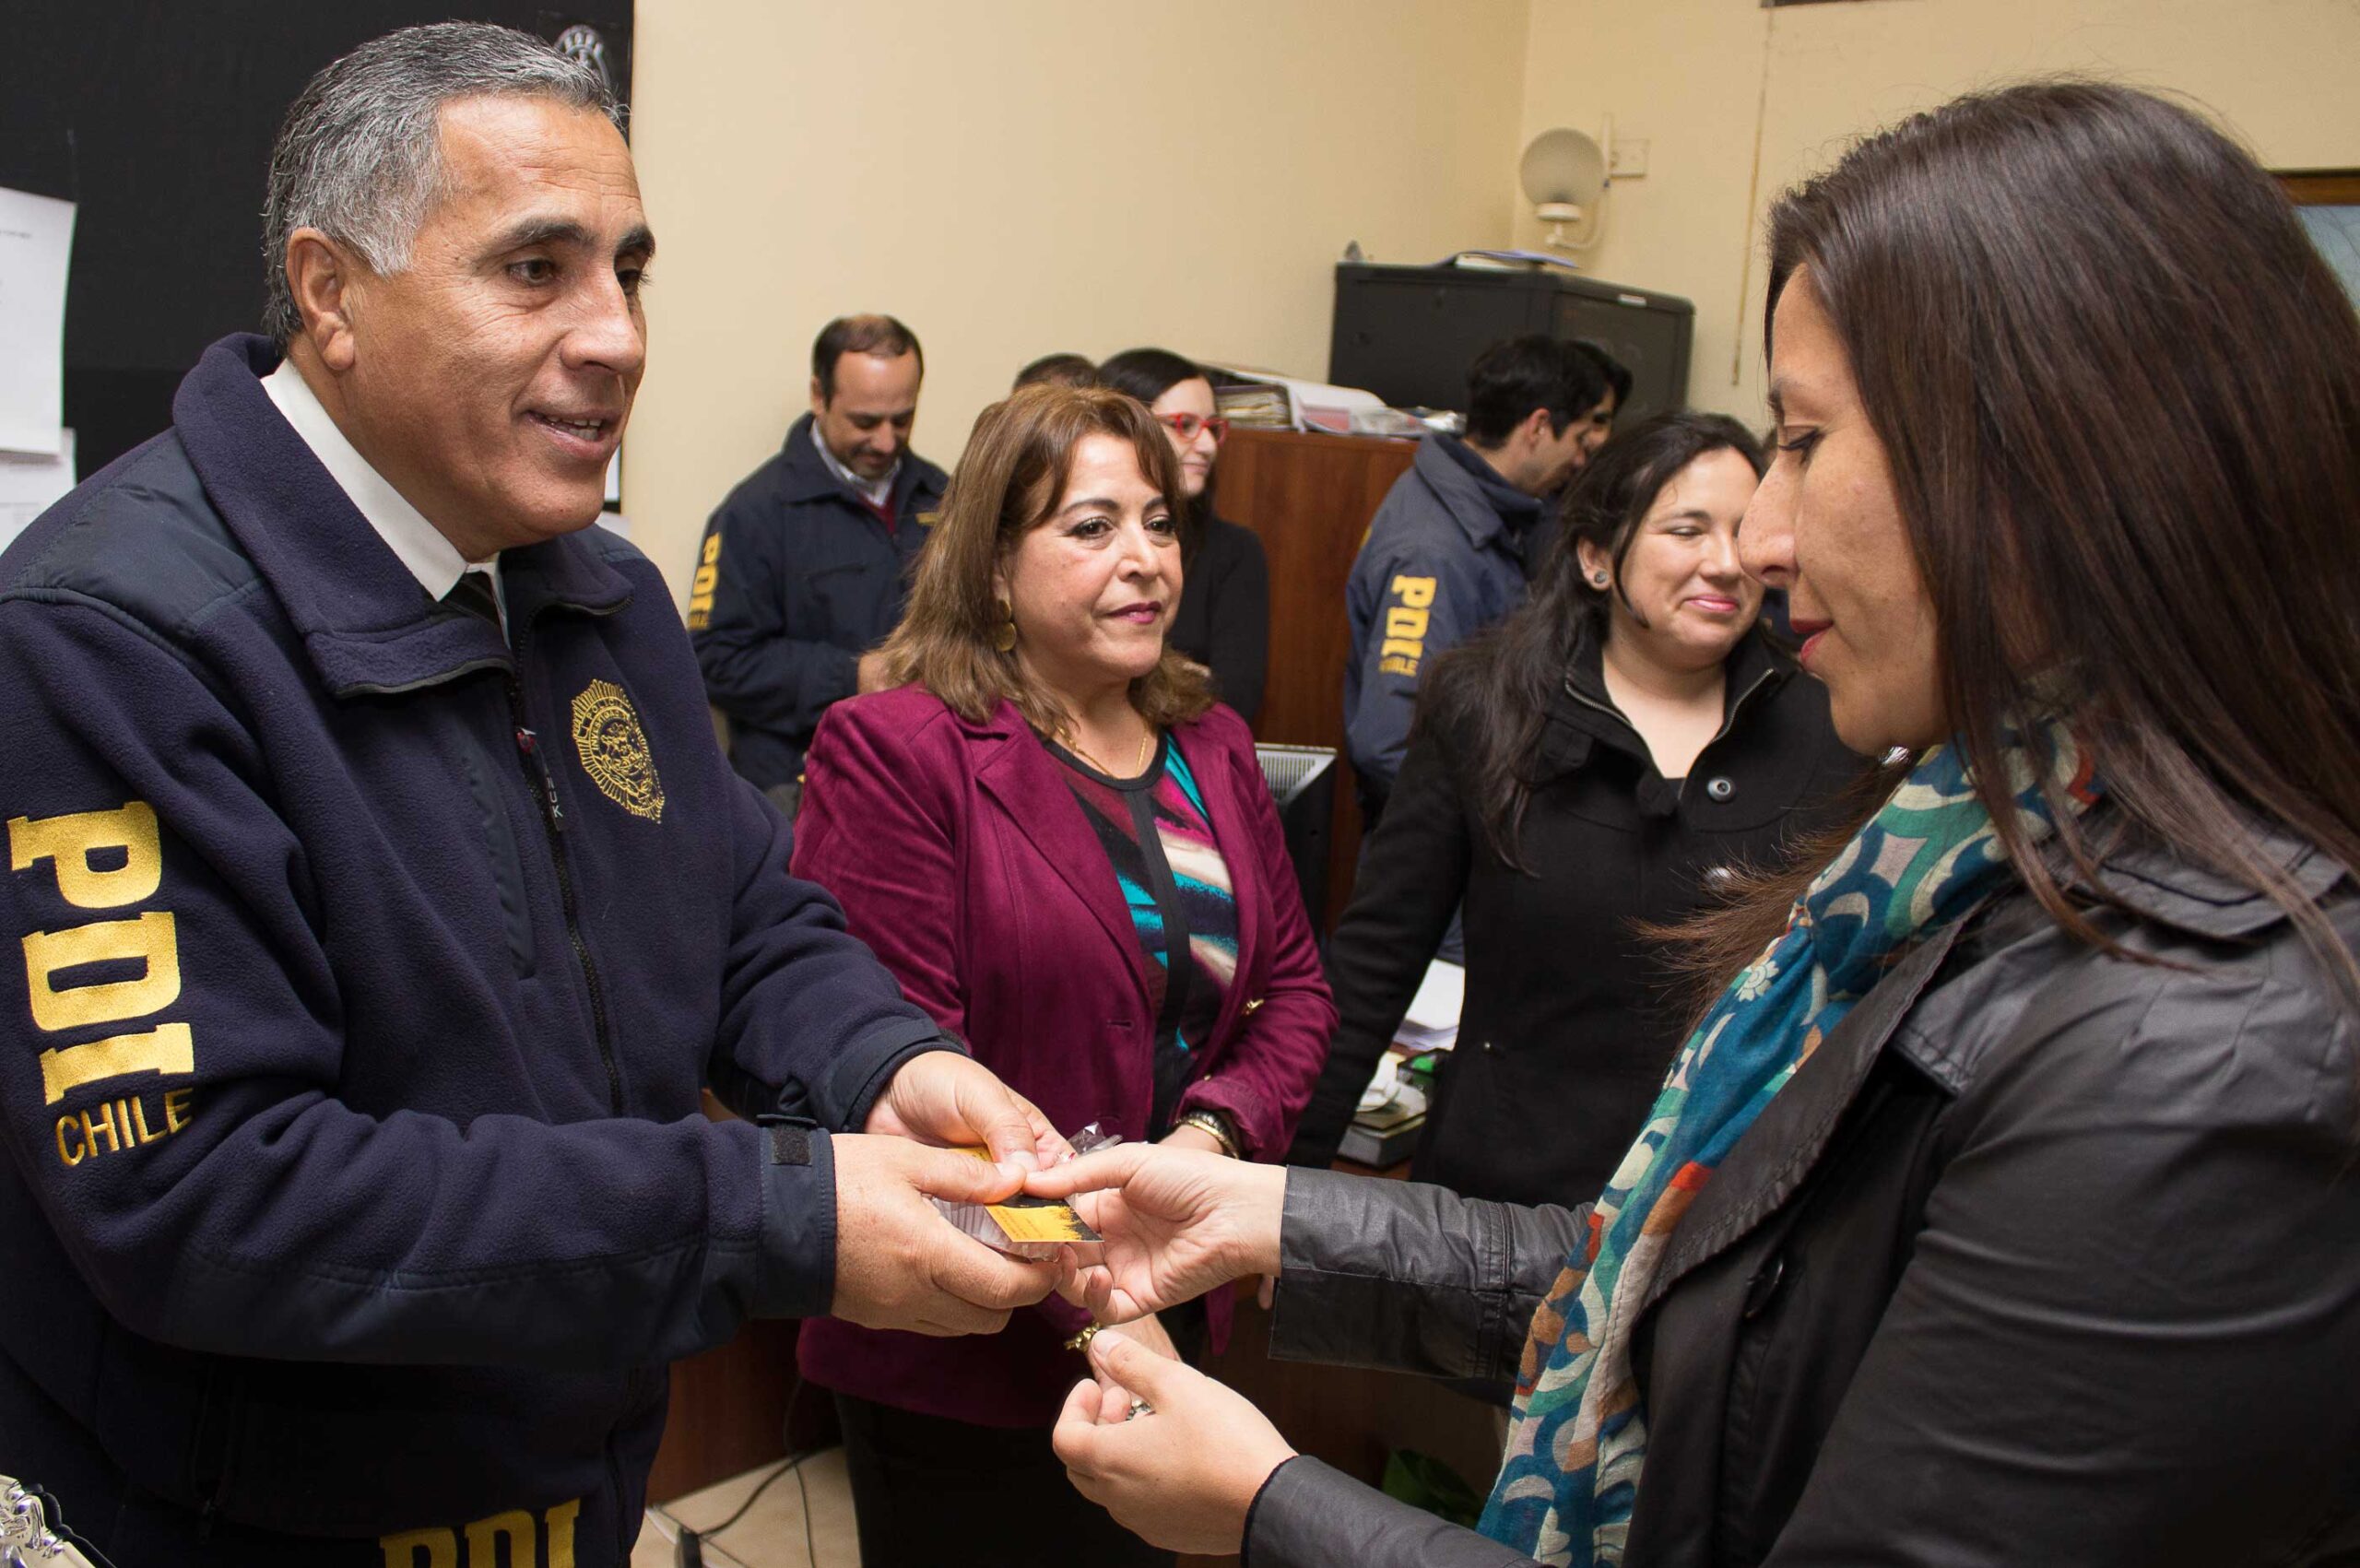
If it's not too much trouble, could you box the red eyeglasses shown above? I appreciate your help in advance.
[1158,411,1231,443]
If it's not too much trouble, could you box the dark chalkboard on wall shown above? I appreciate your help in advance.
[0,4,632,479]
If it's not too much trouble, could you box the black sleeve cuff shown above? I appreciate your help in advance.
[751,1125,837,1320]
[1241,1454,1310,1566]
[1244,1456,1539,1568]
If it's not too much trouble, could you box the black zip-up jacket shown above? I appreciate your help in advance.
[0,338,953,1566]
[690,415,949,792]
[1246,820,2360,1566]
[1291,627,1861,1208]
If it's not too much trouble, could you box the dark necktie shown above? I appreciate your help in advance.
[444,569,502,631]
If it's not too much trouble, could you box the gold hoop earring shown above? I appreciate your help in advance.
[990,595,1017,653]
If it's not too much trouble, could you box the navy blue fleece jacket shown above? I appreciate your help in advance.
[0,337,950,1563]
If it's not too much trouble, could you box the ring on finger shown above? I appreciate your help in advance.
[1126,1396,1153,1421]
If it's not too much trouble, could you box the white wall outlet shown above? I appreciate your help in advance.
[1610,137,1650,178]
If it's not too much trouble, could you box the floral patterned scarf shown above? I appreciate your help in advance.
[1480,725,2100,1563]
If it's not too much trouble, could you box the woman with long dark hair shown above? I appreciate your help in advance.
[1098,348,1270,724]
[1029,81,2360,1565]
[1290,412,1859,1218]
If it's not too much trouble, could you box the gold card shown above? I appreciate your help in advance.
[949,1146,1102,1244]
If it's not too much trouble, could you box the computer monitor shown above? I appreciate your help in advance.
[1254,743,1338,929]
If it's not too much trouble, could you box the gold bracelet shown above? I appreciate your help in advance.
[1063,1323,1101,1354]
[1177,1110,1241,1158]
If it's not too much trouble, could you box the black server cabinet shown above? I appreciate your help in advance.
[1328,263,1695,422]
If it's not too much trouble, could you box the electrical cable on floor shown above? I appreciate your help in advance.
[674,1373,824,1568]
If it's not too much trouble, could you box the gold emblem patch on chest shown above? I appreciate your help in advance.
[570,678,665,822]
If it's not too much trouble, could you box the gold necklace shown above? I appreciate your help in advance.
[1070,727,1154,777]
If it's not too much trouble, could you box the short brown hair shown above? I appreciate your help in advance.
[1012,352,1098,392]
[876,384,1213,737]
[812,313,923,399]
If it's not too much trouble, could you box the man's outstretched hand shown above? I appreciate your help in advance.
[830,1132,1064,1335]
[867,1049,1071,1171]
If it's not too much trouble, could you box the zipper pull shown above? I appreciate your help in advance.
[513,726,566,829]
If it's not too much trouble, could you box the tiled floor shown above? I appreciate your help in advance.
[631,1449,860,1568]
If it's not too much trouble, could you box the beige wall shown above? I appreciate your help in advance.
[621,0,2358,601]
[1514,0,2360,425]
[621,0,1531,602]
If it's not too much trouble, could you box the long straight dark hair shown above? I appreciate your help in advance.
[1681,81,2360,996]
[1425,411,1767,871]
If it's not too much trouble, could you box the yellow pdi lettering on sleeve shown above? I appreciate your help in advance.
[687,532,721,631]
[1378,573,1437,676]
[11,801,200,1110]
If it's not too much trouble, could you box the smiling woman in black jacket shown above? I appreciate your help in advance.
[1291,413,1861,1210]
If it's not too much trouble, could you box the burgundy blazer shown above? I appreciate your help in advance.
[790,686,1337,1426]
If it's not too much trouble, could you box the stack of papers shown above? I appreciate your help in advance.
[1441,248,1586,273]
[1204,362,1387,435]
[1395,959,1464,1054]
[1331,960,1465,1168]
[1213,381,1292,429]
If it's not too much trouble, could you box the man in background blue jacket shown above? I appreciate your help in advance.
[0,26,1060,1566]
[691,315,949,813]
[1342,336,1618,824]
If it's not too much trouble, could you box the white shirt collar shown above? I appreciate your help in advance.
[808,417,897,509]
[262,358,502,609]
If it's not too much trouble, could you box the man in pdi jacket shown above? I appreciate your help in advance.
[0,26,1059,1567]
[1341,335,1614,825]
[690,314,949,812]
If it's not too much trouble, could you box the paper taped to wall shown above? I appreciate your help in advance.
[0,188,76,456]
[0,430,75,553]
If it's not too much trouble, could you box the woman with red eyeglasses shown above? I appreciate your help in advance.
[1100,348,1269,726]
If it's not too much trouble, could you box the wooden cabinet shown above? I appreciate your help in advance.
[1217,428,1418,924]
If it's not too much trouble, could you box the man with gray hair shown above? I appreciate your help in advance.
[0,24,1064,1565]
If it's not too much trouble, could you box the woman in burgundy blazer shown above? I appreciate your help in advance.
[790,384,1335,1567]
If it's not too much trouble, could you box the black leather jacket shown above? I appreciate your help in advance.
[1245,823,2360,1566]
